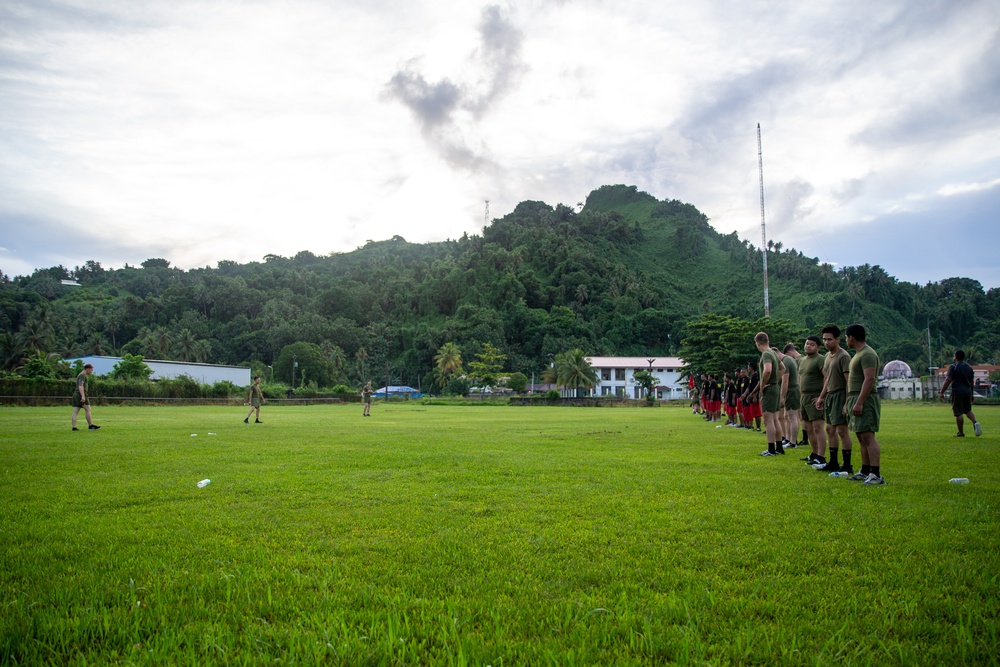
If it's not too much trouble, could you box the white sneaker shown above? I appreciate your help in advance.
[863,474,886,486]
[974,421,983,437]
[760,450,777,457]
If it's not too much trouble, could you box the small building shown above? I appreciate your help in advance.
[584,356,687,400]
[65,356,251,386]
[879,360,924,400]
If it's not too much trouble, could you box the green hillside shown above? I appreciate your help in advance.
[2,185,998,387]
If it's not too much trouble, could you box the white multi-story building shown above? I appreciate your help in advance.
[584,356,687,400]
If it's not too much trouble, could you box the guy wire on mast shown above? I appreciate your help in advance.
[757,123,770,318]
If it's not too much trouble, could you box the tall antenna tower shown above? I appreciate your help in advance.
[757,123,770,318]
[484,200,490,229]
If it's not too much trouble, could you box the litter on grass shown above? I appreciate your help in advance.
[197,479,211,488]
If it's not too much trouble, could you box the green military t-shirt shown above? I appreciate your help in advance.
[848,344,879,393]
[781,355,799,388]
[823,348,851,393]
[798,353,825,394]
[758,349,780,390]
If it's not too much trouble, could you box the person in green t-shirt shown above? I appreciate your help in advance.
[846,324,885,486]
[814,325,853,473]
[755,331,784,456]
[71,363,100,431]
[798,335,827,465]
[244,376,266,424]
[778,345,800,450]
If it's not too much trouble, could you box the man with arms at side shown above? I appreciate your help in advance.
[798,336,827,466]
[71,363,100,431]
[244,375,266,424]
[779,345,801,449]
[845,324,885,485]
[755,332,784,456]
[814,325,853,474]
[940,350,983,437]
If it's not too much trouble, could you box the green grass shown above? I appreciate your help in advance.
[1,403,998,665]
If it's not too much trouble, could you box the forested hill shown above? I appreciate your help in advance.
[2,185,998,387]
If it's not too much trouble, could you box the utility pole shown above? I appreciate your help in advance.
[757,123,770,317]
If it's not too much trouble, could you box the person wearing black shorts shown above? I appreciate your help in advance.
[940,350,982,437]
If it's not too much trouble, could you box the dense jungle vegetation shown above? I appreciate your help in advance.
[2,185,998,389]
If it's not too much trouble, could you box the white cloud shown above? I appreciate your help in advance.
[1,0,998,287]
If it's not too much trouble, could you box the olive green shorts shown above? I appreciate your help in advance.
[760,384,780,414]
[824,390,848,426]
[800,392,822,422]
[847,392,880,433]
[784,386,801,411]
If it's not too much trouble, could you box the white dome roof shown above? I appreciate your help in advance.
[882,360,913,379]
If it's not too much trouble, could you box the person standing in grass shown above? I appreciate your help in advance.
[798,335,827,465]
[815,325,853,473]
[71,363,100,431]
[362,380,373,417]
[755,332,784,456]
[845,324,885,485]
[244,376,266,424]
[784,342,807,447]
[940,350,983,438]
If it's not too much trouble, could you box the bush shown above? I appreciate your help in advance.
[208,381,239,398]
[545,389,561,400]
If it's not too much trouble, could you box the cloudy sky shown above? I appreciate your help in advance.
[2,0,998,288]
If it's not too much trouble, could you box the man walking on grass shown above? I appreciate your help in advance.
[940,350,983,438]
[71,363,100,431]
[244,376,266,424]
[845,324,885,485]
[815,325,853,474]
[755,332,784,456]
[798,335,827,465]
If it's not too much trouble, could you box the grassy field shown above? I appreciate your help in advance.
[1,402,997,665]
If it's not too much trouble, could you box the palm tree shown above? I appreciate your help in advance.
[174,328,198,362]
[434,342,464,387]
[555,349,598,397]
[355,347,369,382]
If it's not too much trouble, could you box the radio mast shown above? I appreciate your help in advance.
[484,200,490,229]
[757,123,770,317]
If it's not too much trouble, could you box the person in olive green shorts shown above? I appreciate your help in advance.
[362,380,373,417]
[244,376,266,423]
[798,335,827,465]
[845,324,885,485]
[814,325,853,474]
[755,332,784,456]
[71,363,100,431]
[779,344,800,449]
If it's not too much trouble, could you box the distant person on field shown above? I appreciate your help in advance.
[845,324,884,485]
[244,376,266,424]
[814,325,853,473]
[940,349,983,437]
[71,363,100,431]
[362,380,373,417]
[755,332,784,456]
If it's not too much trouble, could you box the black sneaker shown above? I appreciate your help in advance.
[72,427,79,431]
[88,424,100,430]
[838,465,854,475]
[255,420,262,424]
[244,418,249,424]
[816,462,840,472]
[800,455,814,461]
[784,441,797,449]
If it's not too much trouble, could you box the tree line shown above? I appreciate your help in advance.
[2,185,998,390]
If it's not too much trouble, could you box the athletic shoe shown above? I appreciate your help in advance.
[760,450,778,457]
[72,427,79,431]
[775,448,786,455]
[244,418,249,424]
[838,465,854,475]
[863,474,886,486]
[974,422,983,437]
[954,432,965,437]
[809,459,826,467]
[799,455,814,461]
[255,420,262,424]
[88,424,100,430]
[847,472,867,481]
[816,462,840,472]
